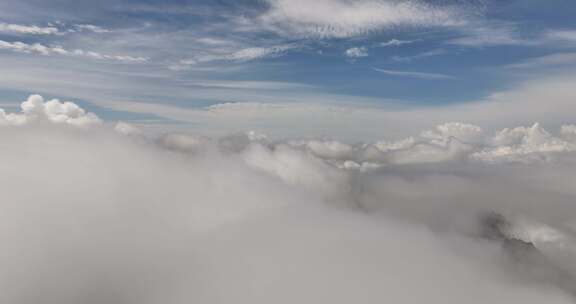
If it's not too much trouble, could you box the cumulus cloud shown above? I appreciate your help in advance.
[345,46,368,58]
[114,121,142,136]
[0,94,101,126]
[250,121,576,167]
[2,94,576,303]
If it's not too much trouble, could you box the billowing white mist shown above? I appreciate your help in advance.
[1,95,576,303]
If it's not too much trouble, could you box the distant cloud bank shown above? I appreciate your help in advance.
[1,94,576,303]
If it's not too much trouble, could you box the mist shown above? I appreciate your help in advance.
[1,95,576,303]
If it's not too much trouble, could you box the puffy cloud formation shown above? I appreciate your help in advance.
[0,94,101,126]
[2,95,576,303]
[282,122,576,167]
[345,46,368,58]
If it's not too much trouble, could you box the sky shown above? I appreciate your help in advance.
[4,94,576,303]
[0,0,575,139]
[5,1,576,302]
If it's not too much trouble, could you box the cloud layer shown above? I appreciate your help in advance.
[258,0,466,38]
[1,95,576,303]
[0,40,147,62]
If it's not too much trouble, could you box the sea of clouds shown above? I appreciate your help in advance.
[2,95,576,303]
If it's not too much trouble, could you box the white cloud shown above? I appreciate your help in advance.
[114,121,142,136]
[345,46,368,58]
[71,24,111,33]
[281,122,576,166]
[472,123,576,163]
[545,30,576,43]
[506,52,576,69]
[226,45,294,61]
[373,68,454,80]
[257,0,466,38]
[420,122,484,143]
[0,39,147,62]
[0,94,101,126]
[186,80,314,90]
[206,102,289,114]
[75,71,576,142]
[561,124,576,140]
[179,44,296,66]
[378,39,416,47]
[0,22,59,35]
[11,94,576,166]
[447,22,531,47]
[2,95,576,303]
[449,27,576,48]
[390,48,447,62]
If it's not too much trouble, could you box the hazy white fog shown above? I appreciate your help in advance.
[2,95,576,303]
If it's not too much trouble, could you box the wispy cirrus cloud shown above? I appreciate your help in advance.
[255,0,468,38]
[0,39,147,63]
[448,24,576,48]
[373,68,454,80]
[545,30,576,44]
[447,22,530,47]
[0,22,59,35]
[69,24,111,33]
[184,80,315,90]
[505,52,576,69]
[391,48,447,63]
[175,44,298,69]
[378,39,417,47]
[224,45,296,62]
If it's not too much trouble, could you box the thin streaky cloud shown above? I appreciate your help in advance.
[0,39,147,63]
[391,49,447,63]
[373,68,455,80]
[178,44,298,67]
[0,22,59,35]
[378,39,417,47]
[545,30,576,43]
[505,53,576,69]
[70,24,111,33]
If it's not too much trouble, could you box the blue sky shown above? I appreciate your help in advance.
[1,0,576,139]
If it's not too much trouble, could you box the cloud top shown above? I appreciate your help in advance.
[0,94,576,303]
[0,94,101,126]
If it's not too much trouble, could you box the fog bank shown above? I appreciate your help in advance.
[1,95,576,303]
